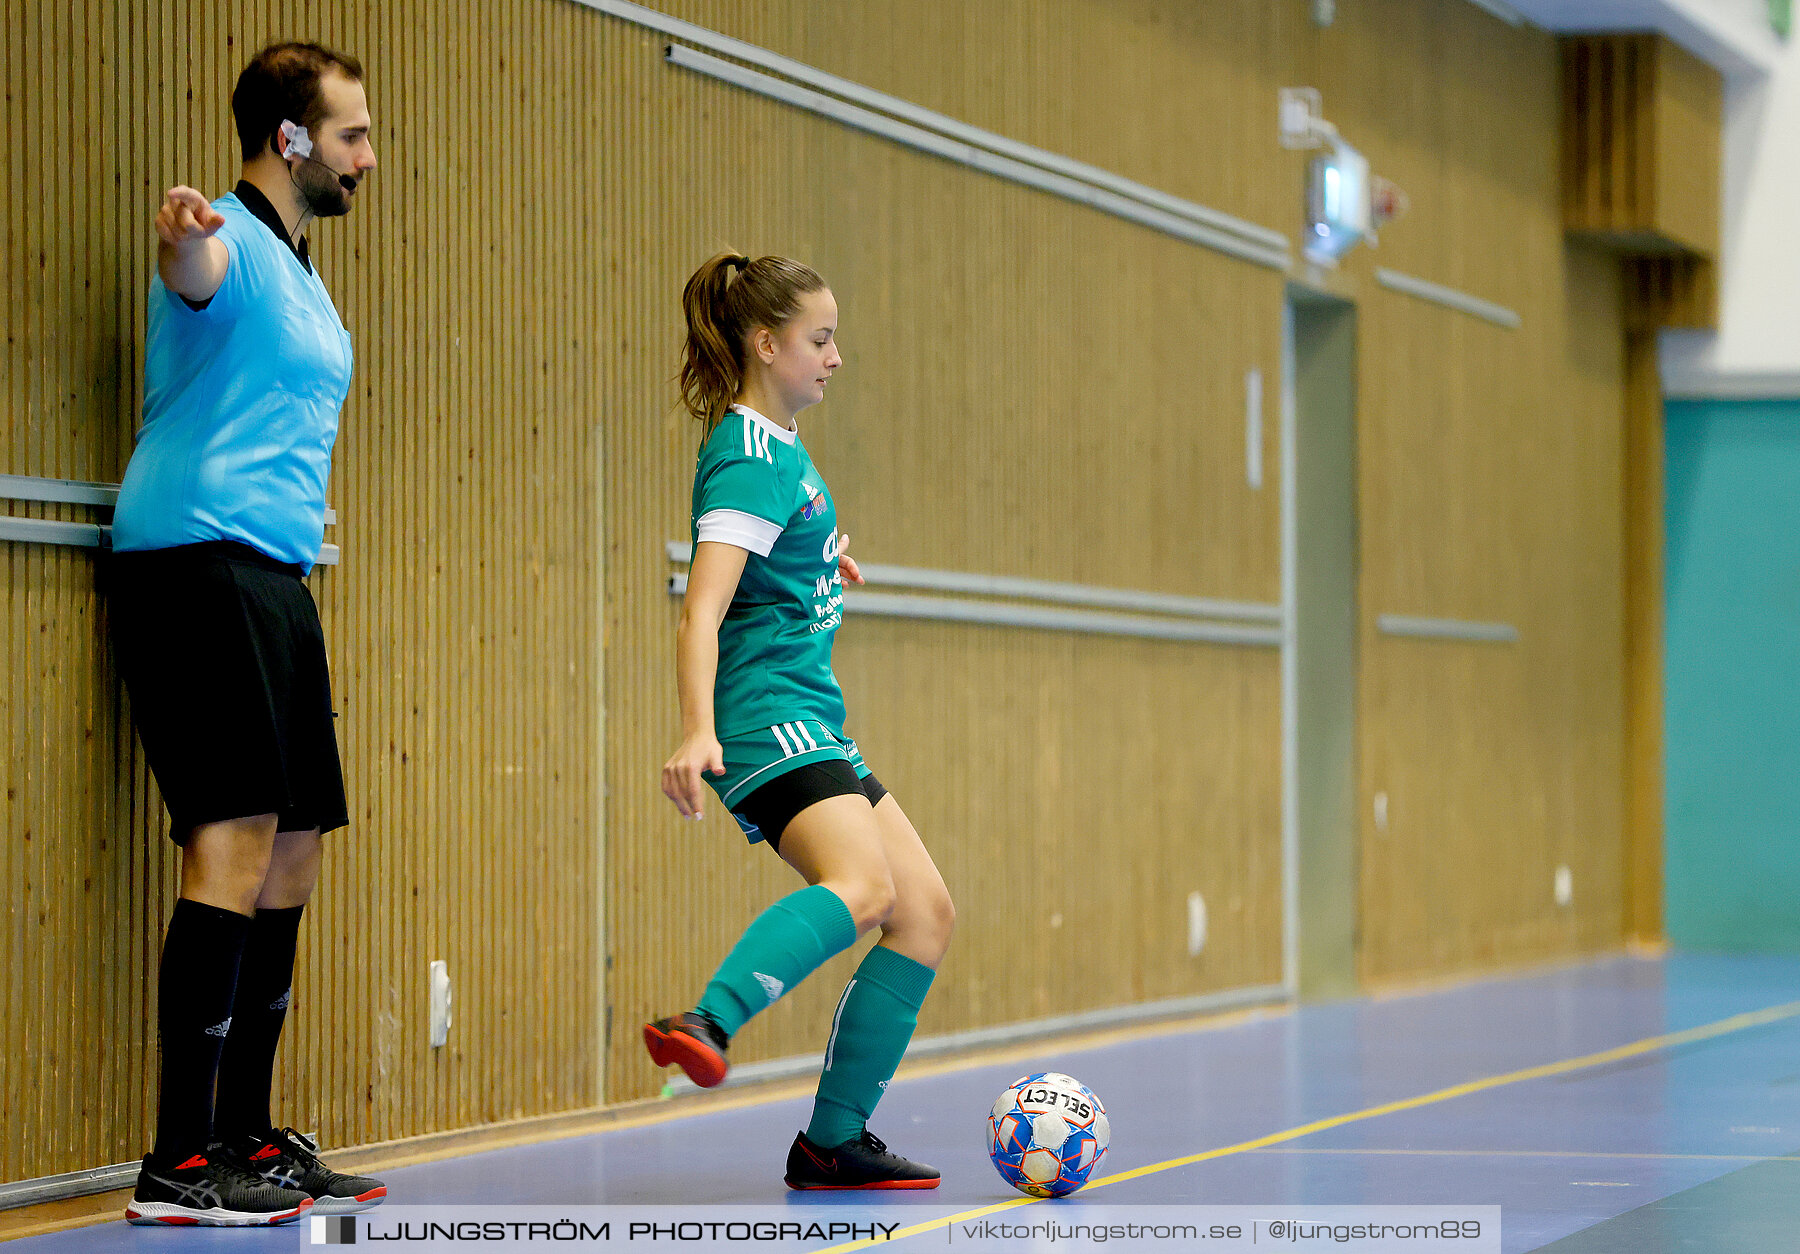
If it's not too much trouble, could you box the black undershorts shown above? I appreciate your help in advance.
[733,759,887,852]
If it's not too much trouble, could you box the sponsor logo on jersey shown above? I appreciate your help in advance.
[801,483,827,520]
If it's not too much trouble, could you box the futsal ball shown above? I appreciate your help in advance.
[986,1072,1110,1197]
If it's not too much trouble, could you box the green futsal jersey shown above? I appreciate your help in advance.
[692,404,848,739]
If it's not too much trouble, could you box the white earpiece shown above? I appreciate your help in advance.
[278,120,313,159]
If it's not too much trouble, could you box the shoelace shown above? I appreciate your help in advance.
[859,1131,890,1157]
[274,1128,324,1170]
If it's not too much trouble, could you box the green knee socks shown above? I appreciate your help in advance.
[695,884,857,1037]
[805,944,936,1147]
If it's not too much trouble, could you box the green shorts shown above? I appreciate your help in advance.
[709,720,869,809]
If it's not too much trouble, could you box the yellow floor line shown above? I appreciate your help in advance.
[816,997,1800,1253]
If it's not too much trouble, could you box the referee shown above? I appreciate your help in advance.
[111,43,384,1226]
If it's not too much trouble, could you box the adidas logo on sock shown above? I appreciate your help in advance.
[754,972,785,1003]
[271,988,292,1011]
[204,1017,233,1038]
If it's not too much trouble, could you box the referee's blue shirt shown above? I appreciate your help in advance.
[113,184,353,571]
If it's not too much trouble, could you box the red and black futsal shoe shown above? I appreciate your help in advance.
[124,1146,313,1225]
[643,1011,731,1088]
[783,1130,941,1190]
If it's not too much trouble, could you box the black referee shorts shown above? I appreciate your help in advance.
[105,540,349,842]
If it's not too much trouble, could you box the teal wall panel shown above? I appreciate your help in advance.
[1665,397,1800,950]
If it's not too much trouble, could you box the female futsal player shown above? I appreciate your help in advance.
[646,253,956,1190]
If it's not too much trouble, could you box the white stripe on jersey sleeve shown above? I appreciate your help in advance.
[696,508,784,556]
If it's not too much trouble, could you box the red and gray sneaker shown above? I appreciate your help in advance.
[643,1011,730,1088]
[784,1129,941,1190]
[241,1128,387,1213]
[124,1147,312,1225]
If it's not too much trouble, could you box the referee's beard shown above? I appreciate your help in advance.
[295,161,357,219]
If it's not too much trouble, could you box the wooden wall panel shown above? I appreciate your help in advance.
[1298,2,1630,982]
[3,0,605,1181]
[717,0,1301,252]
[1650,37,1723,258]
[1562,33,1722,257]
[834,626,1285,1014]
[1564,37,1650,237]
[1623,252,1718,332]
[2,0,180,1182]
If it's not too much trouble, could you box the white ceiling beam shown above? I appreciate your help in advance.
[1474,0,1782,79]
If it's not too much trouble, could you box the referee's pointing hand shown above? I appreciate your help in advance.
[155,186,226,248]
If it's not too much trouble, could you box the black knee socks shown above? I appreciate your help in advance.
[213,905,305,1143]
[151,899,252,1162]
